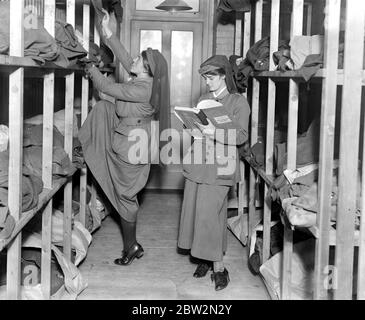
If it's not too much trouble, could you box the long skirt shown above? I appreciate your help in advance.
[178,179,230,262]
[78,100,151,222]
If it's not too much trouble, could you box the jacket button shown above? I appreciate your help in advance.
[137,120,141,124]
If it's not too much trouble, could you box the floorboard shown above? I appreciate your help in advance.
[78,191,269,300]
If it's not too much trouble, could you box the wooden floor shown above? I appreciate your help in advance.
[77,191,269,300]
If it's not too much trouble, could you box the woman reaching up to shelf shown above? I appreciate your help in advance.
[78,9,170,266]
[177,55,250,291]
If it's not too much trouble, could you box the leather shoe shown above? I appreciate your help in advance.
[193,263,212,278]
[211,268,230,291]
[114,243,144,266]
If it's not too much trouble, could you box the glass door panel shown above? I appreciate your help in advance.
[140,30,162,52]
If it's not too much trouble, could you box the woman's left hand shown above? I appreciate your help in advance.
[196,119,216,138]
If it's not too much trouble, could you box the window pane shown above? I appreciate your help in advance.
[140,30,162,52]
[136,0,200,12]
[171,31,193,108]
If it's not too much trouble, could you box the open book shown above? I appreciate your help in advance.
[174,99,241,132]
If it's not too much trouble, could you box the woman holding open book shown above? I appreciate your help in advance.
[177,55,250,291]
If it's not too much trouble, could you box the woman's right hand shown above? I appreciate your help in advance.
[101,8,113,39]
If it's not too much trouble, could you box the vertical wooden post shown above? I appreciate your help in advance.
[249,0,263,255]
[41,0,56,300]
[63,0,76,261]
[359,92,365,299]
[314,0,341,301]
[88,8,101,220]
[7,0,24,300]
[282,0,304,301]
[234,11,243,56]
[243,11,251,58]
[263,0,280,267]
[335,0,365,300]
[80,0,91,228]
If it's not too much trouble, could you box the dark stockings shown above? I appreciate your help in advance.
[120,217,137,251]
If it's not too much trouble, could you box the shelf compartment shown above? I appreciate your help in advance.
[0,177,69,252]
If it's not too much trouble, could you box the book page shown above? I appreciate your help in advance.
[196,99,223,110]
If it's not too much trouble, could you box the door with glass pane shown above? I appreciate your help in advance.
[130,21,203,189]
[131,21,203,109]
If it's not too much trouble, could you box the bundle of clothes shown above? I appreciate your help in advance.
[229,33,365,93]
[0,1,114,69]
[0,107,111,299]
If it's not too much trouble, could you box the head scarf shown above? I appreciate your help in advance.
[145,48,171,133]
[199,55,238,93]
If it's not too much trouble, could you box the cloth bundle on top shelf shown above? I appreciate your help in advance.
[0,1,95,68]
[230,37,290,92]
[0,1,59,64]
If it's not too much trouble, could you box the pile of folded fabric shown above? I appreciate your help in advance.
[0,1,95,68]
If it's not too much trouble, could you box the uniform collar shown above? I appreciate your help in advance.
[212,87,229,101]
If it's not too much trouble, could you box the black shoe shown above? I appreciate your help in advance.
[211,268,230,291]
[193,263,212,278]
[114,243,144,266]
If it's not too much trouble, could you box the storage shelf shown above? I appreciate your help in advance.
[244,155,362,250]
[253,69,365,85]
[0,54,115,77]
[0,177,69,252]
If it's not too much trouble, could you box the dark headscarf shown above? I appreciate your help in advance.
[146,48,170,133]
[199,55,238,93]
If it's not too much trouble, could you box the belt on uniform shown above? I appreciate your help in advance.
[120,117,153,126]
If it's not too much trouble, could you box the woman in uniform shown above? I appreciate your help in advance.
[177,55,250,290]
[79,10,169,266]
